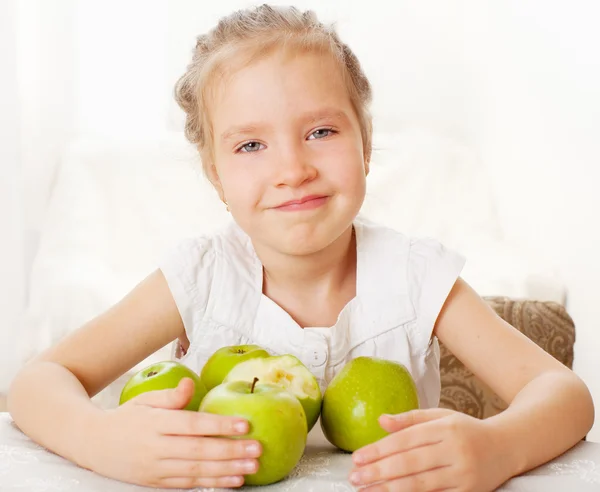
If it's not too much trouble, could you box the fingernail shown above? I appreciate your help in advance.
[228,476,244,486]
[353,453,364,465]
[350,472,362,484]
[382,413,402,420]
[245,443,261,456]
[234,421,248,433]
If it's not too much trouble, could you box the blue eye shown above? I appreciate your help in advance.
[308,128,336,140]
[237,141,265,153]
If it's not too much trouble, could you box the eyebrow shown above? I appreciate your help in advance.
[220,108,349,142]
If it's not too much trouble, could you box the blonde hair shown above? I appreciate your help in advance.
[174,4,373,173]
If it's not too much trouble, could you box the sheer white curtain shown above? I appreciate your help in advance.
[0,0,25,392]
[0,0,173,391]
[0,0,82,392]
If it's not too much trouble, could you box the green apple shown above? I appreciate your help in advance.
[119,361,207,411]
[200,345,270,391]
[200,378,307,486]
[223,354,322,431]
[321,356,419,452]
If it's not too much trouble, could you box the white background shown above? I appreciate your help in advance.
[1,0,599,439]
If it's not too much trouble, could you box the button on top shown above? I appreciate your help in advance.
[303,329,330,369]
[311,349,328,367]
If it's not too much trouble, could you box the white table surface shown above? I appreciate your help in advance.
[1,413,599,491]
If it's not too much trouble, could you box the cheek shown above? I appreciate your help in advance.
[329,155,367,193]
[219,167,263,209]
[321,137,367,184]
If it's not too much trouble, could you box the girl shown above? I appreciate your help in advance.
[8,4,594,491]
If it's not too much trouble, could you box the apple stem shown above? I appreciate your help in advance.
[251,377,259,394]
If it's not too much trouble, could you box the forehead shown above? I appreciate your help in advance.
[209,49,353,133]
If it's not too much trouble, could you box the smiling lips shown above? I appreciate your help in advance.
[274,195,329,211]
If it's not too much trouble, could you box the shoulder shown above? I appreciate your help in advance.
[405,236,466,353]
[356,215,464,274]
[158,221,252,301]
[160,234,216,281]
[159,220,250,274]
[355,215,412,256]
[158,221,255,341]
[356,216,466,349]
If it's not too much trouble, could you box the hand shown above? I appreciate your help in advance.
[349,408,511,491]
[83,378,262,489]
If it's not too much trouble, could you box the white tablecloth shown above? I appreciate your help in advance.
[1,413,599,491]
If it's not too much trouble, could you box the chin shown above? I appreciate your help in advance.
[272,235,324,256]
[275,222,350,257]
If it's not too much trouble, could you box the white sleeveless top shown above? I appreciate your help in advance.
[159,216,465,409]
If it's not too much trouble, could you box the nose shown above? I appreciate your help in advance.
[275,143,318,188]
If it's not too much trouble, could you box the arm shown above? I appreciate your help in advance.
[9,268,262,489]
[7,269,186,466]
[434,278,594,474]
[349,278,594,491]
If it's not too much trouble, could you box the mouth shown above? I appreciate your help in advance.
[273,195,329,211]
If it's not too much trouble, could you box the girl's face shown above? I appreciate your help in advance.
[210,49,368,256]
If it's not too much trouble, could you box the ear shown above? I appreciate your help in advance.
[205,162,226,202]
[363,145,371,176]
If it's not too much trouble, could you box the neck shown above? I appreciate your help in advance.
[257,225,356,297]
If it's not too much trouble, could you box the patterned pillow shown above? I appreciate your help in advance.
[439,297,575,419]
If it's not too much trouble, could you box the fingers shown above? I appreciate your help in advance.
[158,458,259,479]
[155,475,245,489]
[129,378,196,410]
[158,409,250,437]
[359,466,456,492]
[353,420,443,465]
[350,446,450,487]
[378,408,454,433]
[162,436,262,461]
